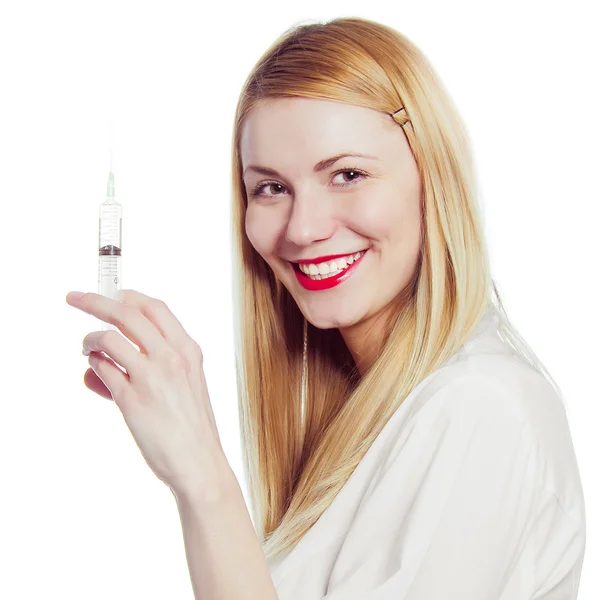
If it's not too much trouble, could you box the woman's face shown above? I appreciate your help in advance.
[240,97,422,367]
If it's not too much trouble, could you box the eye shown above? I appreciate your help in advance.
[249,168,368,199]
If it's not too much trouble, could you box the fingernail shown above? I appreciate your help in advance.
[67,291,85,302]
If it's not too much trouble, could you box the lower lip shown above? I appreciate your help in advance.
[292,251,368,291]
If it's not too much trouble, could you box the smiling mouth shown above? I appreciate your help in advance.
[290,250,368,279]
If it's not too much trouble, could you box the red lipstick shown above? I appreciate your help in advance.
[292,251,367,265]
[292,250,368,291]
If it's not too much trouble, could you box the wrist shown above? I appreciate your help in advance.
[171,452,238,506]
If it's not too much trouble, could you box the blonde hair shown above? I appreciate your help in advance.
[229,16,563,563]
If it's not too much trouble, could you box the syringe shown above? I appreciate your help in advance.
[97,170,123,331]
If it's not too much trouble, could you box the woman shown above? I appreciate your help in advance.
[232,16,586,599]
[70,15,586,600]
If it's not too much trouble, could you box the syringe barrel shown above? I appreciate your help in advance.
[98,254,122,331]
[98,197,123,331]
[98,197,122,248]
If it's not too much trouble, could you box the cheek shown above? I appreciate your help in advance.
[354,193,413,238]
[245,207,279,256]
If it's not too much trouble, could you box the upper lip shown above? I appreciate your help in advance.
[289,249,368,265]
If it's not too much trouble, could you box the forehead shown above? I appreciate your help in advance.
[240,98,393,172]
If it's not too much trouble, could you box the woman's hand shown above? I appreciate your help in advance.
[66,289,230,500]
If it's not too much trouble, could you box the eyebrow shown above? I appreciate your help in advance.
[243,152,380,178]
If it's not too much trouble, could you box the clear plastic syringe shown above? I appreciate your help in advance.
[97,171,122,331]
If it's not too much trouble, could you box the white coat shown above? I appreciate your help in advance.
[268,307,586,599]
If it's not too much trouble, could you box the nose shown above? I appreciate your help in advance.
[284,190,336,247]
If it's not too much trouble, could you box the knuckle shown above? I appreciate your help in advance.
[141,298,168,321]
[155,298,169,310]
[187,340,204,362]
[150,298,168,314]
[165,351,187,373]
[102,329,122,348]
[122,304,139,319]
[115,304,137,327]
[103,329,121,342]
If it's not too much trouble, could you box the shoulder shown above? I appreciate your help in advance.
[410,352,549,426]
[411,353,585,524]
[379,354,536,471]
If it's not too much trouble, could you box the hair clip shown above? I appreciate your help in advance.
[390,106,409,127]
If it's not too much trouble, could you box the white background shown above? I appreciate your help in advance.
[1,1,597,598]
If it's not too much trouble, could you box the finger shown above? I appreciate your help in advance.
[87,351,130,409]
[119,291,218,444]
[117,292,213,440]
[83,330,147,379]
[84,367,114,401]
[69,291,170,363]
[118,289,200,360]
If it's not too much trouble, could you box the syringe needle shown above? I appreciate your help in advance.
[106,171,115,197]
[108,118,115,174]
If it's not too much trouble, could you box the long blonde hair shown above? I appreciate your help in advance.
[229,16,563,563]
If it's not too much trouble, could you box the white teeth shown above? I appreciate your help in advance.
[299,250,366,277]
